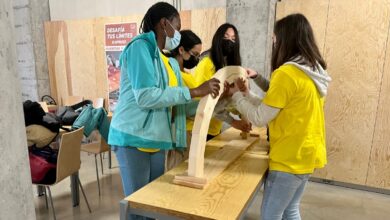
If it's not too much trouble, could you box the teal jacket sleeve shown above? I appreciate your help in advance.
[124,40,192,109]
[185,100,199,117]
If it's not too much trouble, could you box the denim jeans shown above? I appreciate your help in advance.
[112,146,165,220]
[261,171,310,220]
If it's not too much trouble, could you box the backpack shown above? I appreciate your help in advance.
[23,100,46,126]
[56,100,92,125]
[28,145,57,184]
[23,100,63,133]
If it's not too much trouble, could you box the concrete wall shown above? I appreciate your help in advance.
[49,0,226,21]
[227,0,277,79]
[13,0,50,101]
[0,0,36,219]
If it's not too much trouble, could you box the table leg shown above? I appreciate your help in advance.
[120,200,129,220]
[70,172,80,207]
[37,185,45,196]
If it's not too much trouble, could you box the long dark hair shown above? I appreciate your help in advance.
[139,2,179,34]
[169,30,202,57]
[272,13,326,71]
[209,23,241,71]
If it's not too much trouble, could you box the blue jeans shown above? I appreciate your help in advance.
[112,146,165,220]
[261,171,310,220]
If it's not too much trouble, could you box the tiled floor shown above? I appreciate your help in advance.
[34,152,390,220]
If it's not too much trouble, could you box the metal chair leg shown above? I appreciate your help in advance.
[108,149,112,169]
[44,186,48,209]
[95,154,101,196]
[99,153,104,175]
[77,177,92,213]
[46,186,56,220]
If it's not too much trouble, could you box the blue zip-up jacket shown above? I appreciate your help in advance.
[108,31,192,150]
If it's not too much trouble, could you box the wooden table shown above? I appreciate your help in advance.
[120,127,269,220]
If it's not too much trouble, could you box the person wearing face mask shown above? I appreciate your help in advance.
[193,23,252,140]
[162,30,202,170]
[108,3,220,217]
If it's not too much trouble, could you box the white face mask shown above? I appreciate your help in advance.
[164,21,181,51]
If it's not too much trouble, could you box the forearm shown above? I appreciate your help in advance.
[134,86,191,109]
[232,92,280,127]
[253,74,270,92]
[213,99,234,124]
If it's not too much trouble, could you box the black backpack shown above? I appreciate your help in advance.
[23,100,62,133]
[56,100,92,126]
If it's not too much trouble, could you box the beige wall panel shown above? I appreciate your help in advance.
[66,20,97,98]
[44,21,70,105]
[191,8,226,53]
[180,10,192,30]
[276,0,329,53]
[367,3,390,189]
[314,0,389,184]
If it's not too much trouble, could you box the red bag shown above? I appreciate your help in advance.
[29,152,56,183]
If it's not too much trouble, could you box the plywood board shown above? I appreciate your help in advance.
[179,10,192,30]
[44,21,70,106]
[191,8,226,53]
[66,19,97,99]
[312,0,390,185]
[276,0,329,53]
[366,11,390,189]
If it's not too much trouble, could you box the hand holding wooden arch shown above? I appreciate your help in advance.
[173,66,248,188]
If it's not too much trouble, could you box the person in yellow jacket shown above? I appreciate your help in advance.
[194,23,252,140]
[228,14,331,220]
[162,30,202,169]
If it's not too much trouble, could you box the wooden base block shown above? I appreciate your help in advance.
[173,174,207,189]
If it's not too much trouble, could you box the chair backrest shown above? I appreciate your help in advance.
[38,102,49,113]
[55,127,84,183]
[62,96,83,106]
[93,98,104,108]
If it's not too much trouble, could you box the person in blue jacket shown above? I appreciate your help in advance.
[108,2,220,215]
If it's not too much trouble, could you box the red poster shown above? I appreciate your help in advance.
[105,23,137,111]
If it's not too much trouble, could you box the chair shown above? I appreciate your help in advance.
[38,101,49,112]
[81,135,110,196]
[35,128,91,220]
[81,97,110,196]
[62,96,83,106]
[92,97,104,108]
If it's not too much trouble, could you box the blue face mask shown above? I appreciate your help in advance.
[164,22,181,51]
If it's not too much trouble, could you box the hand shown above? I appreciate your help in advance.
[231,119,252,133]
[190,78,220,98]
[235,77,248,93]
[220,81,230,99]
[245,68,258,78]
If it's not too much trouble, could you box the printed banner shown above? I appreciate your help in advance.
[105,23,137,111]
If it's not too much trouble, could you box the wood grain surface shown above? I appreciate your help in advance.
[127,127,269,220]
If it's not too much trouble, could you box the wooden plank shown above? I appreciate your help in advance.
[191,8,226,53]
[127,152,268,220]
[312,0,390,185]
[186,66,248,179]
[366,8,390,189]
[276,0,329,53]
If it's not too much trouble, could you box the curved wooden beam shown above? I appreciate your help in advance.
[174,66,247,188]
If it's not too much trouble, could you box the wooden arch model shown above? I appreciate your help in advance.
[173,66,249,189]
